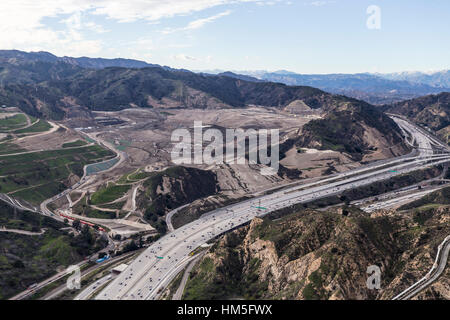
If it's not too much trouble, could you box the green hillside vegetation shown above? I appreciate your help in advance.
[0,142,25,155]
[117,169,152,184]
[71,195,118,219]
[0,113,28,131]
[90,183,131,205]
[62,139,88,148]
[13,119,51,134]
[98,200,126,210]
[0,201,107,299]
[136,166,218,234]
[0,145,115,204]
[12,181,68,205]
[399,187,450,214]
[83,207,118,219]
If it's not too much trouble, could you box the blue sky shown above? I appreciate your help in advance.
[0,0,448,73]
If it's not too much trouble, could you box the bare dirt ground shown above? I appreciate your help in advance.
[360,123,410,161]
[0,103,417,239]
[14,124,83,151]
[38,107,315,233]
[0,112,20,119]
[74,107,314,195]
[280,147,358,178]
[56,106,406,214]
[166,107,309,130]
[1,105,407,236]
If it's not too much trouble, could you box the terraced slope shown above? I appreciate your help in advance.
[0,145,115,204]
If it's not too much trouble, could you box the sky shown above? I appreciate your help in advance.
[0,0,448,74]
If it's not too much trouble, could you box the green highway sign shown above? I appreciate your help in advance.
[252,205,268,210]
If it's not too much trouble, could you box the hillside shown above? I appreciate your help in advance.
[384,92,450,142]
[290,102,408,161]
[0,51,387,118]
[0,144,115,205]
[182,188,450,300]
[136,166,219,233]
[0,50,409,160]
[0,65,348,120]
[0,50,160,71]
[0,200,107,299]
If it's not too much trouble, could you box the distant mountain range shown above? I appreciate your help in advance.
[0,49,162,70]
[379,70,450,88]
[0,49,446,151]
[203,69,450,105]
[2,50,447,105]
[0,49,409,158]
[0,50,363,119]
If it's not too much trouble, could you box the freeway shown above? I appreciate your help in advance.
[97,116,450,300]
[360,184,449,212]
[393,235,450,300]
[9,234,117,301]
[9,259,89,300]
[44,250,138,300]
[74,274,113,300]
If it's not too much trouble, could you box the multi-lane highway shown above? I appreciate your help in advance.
[9,259,89,300]
[74,274,113,300]
[97,116,450,300]
[359,184,448,212]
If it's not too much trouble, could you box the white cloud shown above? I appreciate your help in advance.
[172,54,197,61]
[89,0,259,22]
[185,10,232,30]
[307,1,335,7]
[171,54,214,66]
[162,10,232,34]
[0,1,103,55]
[0,0,273,56]
[167,43,193,48]
[84,21,109,34]
[61,12,82,30]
